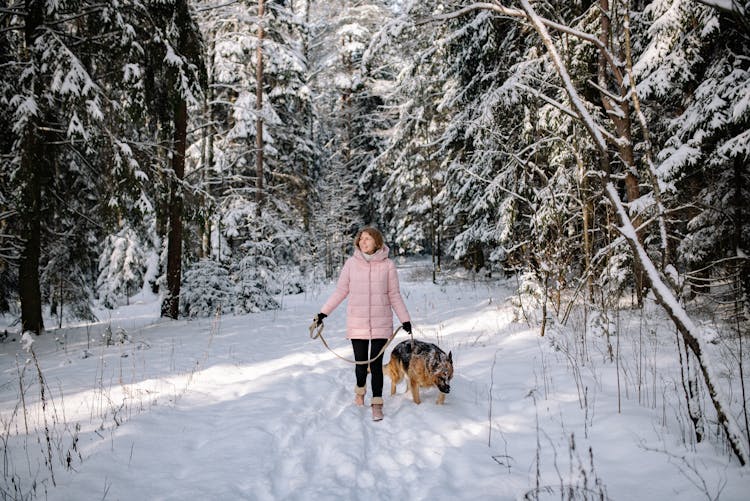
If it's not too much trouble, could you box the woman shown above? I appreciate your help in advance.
[314,226,412,421]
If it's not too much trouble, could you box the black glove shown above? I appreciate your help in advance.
[402,321,412,334]
[314,312,327,326]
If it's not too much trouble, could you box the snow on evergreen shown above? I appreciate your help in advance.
[1,2,749,495]
[179,258,234,318]
[96,227,147,309]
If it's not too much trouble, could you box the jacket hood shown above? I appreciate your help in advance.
[353,244,390,262]
[319,242,410,339]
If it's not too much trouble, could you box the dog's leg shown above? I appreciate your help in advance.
[386,362,396,395]
[410,379,421,404]
[387,362,402,395]
[436,392,446,405]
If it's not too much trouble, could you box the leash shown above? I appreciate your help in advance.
[309,321,405,365]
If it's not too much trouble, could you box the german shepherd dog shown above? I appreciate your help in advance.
[385,339,454,404]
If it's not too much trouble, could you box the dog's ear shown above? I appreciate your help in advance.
[448,351,452,362]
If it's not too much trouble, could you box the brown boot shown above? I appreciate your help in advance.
[371,397,384,421]
[354,386,365,407]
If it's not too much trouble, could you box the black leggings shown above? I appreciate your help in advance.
[351,338,388,398]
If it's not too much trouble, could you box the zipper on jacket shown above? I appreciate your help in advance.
[368,260,372,340]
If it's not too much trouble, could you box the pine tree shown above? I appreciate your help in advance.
[180,258,233,318]
[1,0,191,332]
[636,0,750,304]
[96,227,148,309]
[366,0,452,260]
[306,0,396,272]
[194,0,313,291]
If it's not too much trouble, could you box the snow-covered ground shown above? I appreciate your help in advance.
[1,259,748,500]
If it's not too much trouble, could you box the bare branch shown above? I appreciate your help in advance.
[586,79,627,105]
[693,0,747,15]
[459,166,534,206]
[417,1,624,84]
[516,83,620,145]
[519,0,608,153]
[415,3,524,25]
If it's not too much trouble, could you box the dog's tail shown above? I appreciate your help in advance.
[384,356,403,381]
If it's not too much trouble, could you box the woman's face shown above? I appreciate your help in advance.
[358,231,377,255]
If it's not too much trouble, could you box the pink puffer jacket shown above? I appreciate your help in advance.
[320,245,410,339]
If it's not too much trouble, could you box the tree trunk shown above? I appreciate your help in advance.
[676,330,705,443]
[341,32,353,167]
[734,154,749,294]
[429,176,438,284]
[19,139,44,334]
[598,0,645,305]
[579,157,594,300]
[19,0,45,334]
[255,0,265,216]
[161,98,187,319]
[622,5,671,271]
[200,39,216,260]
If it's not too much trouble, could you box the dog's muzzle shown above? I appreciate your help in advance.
[438,383,451,394]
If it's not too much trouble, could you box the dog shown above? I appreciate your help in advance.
[385,339,454,404]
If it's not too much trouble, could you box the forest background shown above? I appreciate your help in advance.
[1,0,749,479]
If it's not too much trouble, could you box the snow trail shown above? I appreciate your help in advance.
[2,261,748,500]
